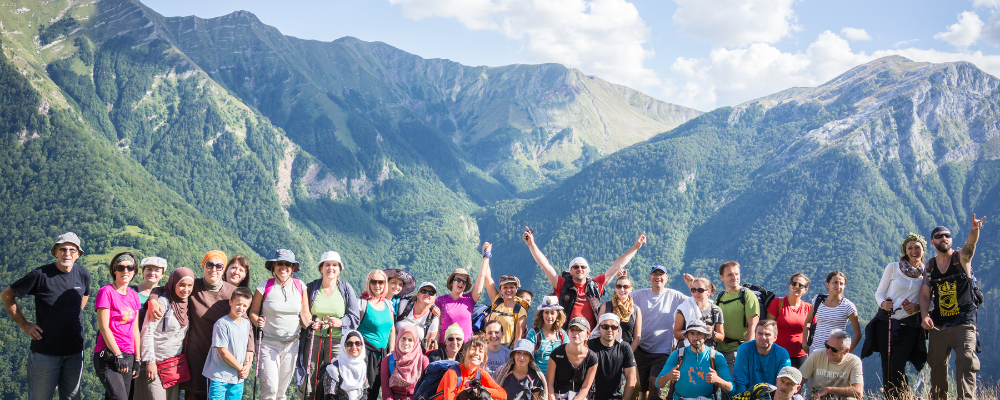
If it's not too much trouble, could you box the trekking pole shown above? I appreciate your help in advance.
[253,319,264,400]
[306,315,318,398]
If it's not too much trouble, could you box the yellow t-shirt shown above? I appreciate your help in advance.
[487,294,528,345]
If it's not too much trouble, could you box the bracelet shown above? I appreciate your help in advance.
[483,250,492,259]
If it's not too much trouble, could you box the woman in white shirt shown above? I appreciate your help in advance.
[871,233,927,399]
[249,249,317,400]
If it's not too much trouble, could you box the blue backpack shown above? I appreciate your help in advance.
[413,360,480,400]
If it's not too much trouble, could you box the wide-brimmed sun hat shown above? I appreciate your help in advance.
[446,268,472,292]
[384,268,416,297]
[265,249,300,272]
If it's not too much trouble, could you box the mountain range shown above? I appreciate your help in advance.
[1,0,999,396]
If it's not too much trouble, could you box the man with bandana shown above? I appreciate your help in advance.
[1,232,92,400]
[921,214,987,400]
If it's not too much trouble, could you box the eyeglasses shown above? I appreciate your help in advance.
[345,341,363,348]
[274,261,294,268]
[447,337,462,342]
[790,282,808,289]
[599,324,620,331]
[825,342,846,353]
[616,284,631,289]
[933,233,951,239]
[56,247,79,255]
[419,289,436,296]
[571,265,587,270]
[453,277,469,284]
[114,264,137,272]
[204,262,225,270]
[370,280,385,286]
[690,288,709,294]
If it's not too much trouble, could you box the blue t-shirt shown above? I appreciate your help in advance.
[203,315,252,384]
[526,328,567,376]
[733,341,791,394]
[658,346,733,400]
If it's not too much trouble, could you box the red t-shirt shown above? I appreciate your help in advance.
[766,296,815,358]
[553,274,607,329]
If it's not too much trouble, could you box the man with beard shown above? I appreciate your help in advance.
[655,320,733,400]
[587,313,636,400]
[1,232,92,400]
[633,265,693,400]
[921,215,986,400]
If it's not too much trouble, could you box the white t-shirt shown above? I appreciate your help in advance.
[255,279,304,342]
[632,288,688,354]
[808,296,857,354]
[395,298,439,341]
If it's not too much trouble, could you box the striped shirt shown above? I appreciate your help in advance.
[808,296,857,353]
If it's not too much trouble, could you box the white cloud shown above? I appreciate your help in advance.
[671,0,798,47]
[840,27,871,41]
[974,0,1000,8]
[934,11,984,48]
[387,0,660,88]
[662,30,1000,110]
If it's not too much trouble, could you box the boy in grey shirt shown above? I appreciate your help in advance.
[203,287,255,400]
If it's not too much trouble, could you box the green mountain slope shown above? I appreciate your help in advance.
[479,56,1000,385]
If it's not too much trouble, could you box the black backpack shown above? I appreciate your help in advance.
[715,284,775,328]
[805,294,827,347]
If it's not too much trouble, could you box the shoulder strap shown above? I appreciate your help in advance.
[739,287,747,305]
[293,279,305,297]
[388,354,395,376]
[513,302,523,315]
[359,298,368,322]
[262,278,276,303]
[397,298,415,323]
[777,297,784,318]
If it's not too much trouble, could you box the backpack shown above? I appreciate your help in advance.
[530,326,566,354]
[927,252,985,308]
[472,297,524,334]
[715,284,774,328]
[396,298,437,337]
[804,294,827,347]
[558,271,602,325]
[262,278,305,303]
[413,360,480,400]
[359,298,396,322]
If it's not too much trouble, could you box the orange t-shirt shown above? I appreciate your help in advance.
[436,364,507,400]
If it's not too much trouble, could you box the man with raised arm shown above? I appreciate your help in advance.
[1,232,91,400]
[633,265,693,400]
[522,227,645,330]
[921,214,986,400]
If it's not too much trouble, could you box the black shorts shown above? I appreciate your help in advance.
[634,347,669,392]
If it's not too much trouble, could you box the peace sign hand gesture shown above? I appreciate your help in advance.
[971,214,986,232]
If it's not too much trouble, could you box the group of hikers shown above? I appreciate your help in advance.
[0,215,986,400]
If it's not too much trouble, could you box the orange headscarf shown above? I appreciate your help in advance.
[202,250,228,267]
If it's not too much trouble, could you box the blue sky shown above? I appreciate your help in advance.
[142,0,1000,111]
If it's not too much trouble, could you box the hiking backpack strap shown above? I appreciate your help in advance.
[777,297,784,318]
[359,298,368,322]
[262,278,276,302]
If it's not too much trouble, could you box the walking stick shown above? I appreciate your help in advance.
[253,320,264,400]
[306,315,318,399]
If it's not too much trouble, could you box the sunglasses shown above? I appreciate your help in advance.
[790,282,808,289]
[447,337,462,342]
[204,262,225,270]
[370,280,385,286]
[690,287,709,294]
[616,284,631,289]
[345,341,363,348]
[453,277,469,284]
[56,247,79,255]
[114,264,137,272]
[571,265,587,270]
[599,324,620,331]
[933,233,952,239]
[825,342,846,352]
[419,288,436,296]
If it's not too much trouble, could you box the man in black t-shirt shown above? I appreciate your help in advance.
[587,313,637,400]
[1,232,91,400]
[920,216,986,400]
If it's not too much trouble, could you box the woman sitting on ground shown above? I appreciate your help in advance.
[495,339,548,400]
[437,337,507,400]
[381,325,429,400]
[322,331,369,400]
[427,324,465,362]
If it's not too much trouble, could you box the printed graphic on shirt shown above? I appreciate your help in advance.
[687,366,709,384]
[936,280,959,316]
[120,307,135,324]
